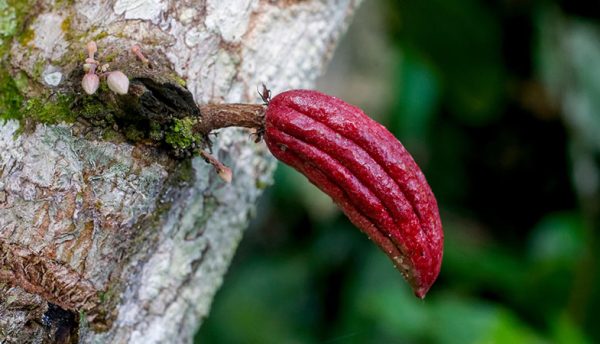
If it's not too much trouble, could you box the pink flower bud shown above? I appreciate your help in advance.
[81,73,99,95]
[106,71,129,95]
[217,166,233,183]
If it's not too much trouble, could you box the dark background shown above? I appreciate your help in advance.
[197,0,600,343]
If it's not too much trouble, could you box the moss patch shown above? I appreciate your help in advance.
[0,67,23,121]
[23,94,77,124]
[149,121,163,141]
[3,0,36,50]
[101,129,121,142]
[172,74,187,88]
[124,125,144,142]
[92,31,109,41]
[0,1,17,39]
[61,16,71,34]
[78,97,117,127]
[18,27,33,46]
[165,117,201,150]
[0,1,16,59]
[80,99,107,118]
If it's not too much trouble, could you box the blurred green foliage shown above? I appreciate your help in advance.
[197,0,600,343]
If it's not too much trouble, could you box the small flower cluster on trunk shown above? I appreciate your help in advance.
[81,41,129,95]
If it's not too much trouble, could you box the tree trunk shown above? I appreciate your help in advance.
[0,0,362,343]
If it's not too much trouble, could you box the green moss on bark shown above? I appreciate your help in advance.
[1,0,36,51]
[0,1,17,42]
[23,94,77,124]
[0,0,37,122]
[0,68,23,121]
[165,117,202,151]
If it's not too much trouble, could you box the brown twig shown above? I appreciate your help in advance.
[192,103,267,179]
[195,104,266,135]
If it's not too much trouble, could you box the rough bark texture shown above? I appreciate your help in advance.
[0,0,362,343]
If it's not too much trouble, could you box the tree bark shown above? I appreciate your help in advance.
[0,0,362,343]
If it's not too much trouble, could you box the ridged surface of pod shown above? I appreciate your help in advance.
[264,90,443,298]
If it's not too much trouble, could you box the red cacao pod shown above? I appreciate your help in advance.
[264,90,443,298]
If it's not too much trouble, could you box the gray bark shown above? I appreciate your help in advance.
[0,0,362,343]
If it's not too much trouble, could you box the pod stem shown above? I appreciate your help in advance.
[195,104,266,135]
